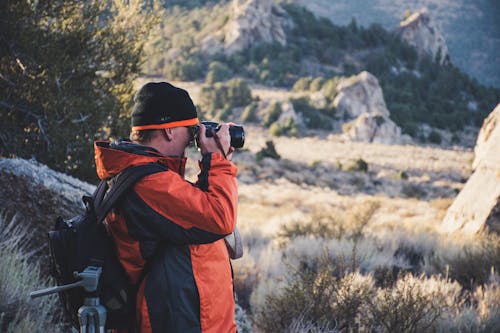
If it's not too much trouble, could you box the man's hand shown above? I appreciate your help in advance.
[198,123,235,160]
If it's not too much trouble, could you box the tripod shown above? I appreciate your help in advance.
[30,266,107,333]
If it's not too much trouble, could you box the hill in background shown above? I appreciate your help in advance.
[294,0,500,88]
[142,0,500,147]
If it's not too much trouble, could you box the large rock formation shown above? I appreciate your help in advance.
[396,8,449,65]
[0,158,94,253]
[223,0,291,54]
[334,71,403,144]
[343,112,402,145]
[441,103,500,234]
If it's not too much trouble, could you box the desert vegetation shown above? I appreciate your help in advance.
[0,213,62,332]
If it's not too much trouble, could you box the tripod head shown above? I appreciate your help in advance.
[30,266,102,299]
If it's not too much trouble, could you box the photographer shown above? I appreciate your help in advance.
[94,82,238,332]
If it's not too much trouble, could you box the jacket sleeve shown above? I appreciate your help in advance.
[131,153,238,240]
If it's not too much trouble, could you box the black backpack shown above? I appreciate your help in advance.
[48,163,166,329]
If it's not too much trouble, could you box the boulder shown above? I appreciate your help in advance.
[441,103,500,234]
[342,112,402,144]
[396,8,449,65]
[224,0,291,54]
[334,71,403,144]
[0,158,94,253]
[333,71,390,119]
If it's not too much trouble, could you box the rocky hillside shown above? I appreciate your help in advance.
[293,0,500,88]
[147,0,500,147]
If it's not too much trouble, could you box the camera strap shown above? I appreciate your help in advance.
[211,130,228,159]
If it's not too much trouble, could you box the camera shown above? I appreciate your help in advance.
[201,121,245,148]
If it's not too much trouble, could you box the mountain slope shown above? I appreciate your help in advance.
[293,0,500,88]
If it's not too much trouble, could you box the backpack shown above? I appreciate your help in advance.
[48,163,167,329]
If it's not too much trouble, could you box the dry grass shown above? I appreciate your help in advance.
[0,213,62,332]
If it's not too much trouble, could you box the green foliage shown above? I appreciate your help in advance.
[428,130,442,144]
[205,61,233,84]
[292,76,313,92]
[0,0,155,181]
[261,102,282,127]
[256,140,280,161]
[163,54,204,81]
[269,117,299,137]
[198,78,252,120]
[290,98,333,130]
[240,102,259,123]
[309,77,326,92]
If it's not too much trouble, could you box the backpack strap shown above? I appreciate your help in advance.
[94,163,167,224]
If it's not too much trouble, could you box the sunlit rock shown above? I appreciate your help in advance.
[396,8,449,65]
[441,103,500,234]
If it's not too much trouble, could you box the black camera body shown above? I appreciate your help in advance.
[201,121,245,148]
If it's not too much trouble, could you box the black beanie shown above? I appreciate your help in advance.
[131,82,198,130]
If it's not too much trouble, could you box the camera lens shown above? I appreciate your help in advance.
[200,121,245,148]
[229,125,245,148]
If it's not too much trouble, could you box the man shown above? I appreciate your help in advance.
[94,82,238,332]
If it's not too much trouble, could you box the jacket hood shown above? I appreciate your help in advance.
[94,140,187,180]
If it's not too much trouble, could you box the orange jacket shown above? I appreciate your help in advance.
[94,140,238,333]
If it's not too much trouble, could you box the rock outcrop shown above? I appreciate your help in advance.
[441,103,500,234]
[334,71,403,144]
[343,112,402,145]
[223,0,291,54]
[0,158,95,253]
[396,8,449,65]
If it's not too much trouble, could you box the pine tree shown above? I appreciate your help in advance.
[0,0,157,181]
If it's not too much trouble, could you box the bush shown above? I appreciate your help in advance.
[256,140,280,161]
[292,77,313,92]
[366,274,463,333]
[344,158,369,172]
[198,79,252,120]
[290,98,333,130]
[241,102,259,123]
[261,102,282,127]
[428,130,442,144]
[205,61,233,83]
[269,117,299,137]
[309,77,326,92]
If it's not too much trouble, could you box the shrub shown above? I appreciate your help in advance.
[241,102,259,123]
[430,234,500,289]
[198,79,252,120]
[256,140,280,161]
[344,158,368,172]
[365,274,463,333]
[292,77,313,92]
[205,61,233,83]
[269,117,299,137]
[309,77,326,92]
[290,98,333,130]
[261,102,282,127]
[428,130,443,144]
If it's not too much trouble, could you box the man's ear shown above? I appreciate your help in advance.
[163,128,174,141]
